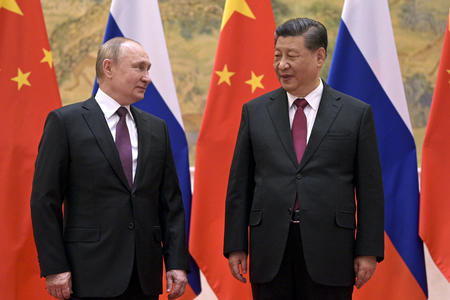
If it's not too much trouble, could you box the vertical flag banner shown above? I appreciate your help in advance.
[93,0,200,298]
[0,0,61,299]
[420,10,450,283]
[328,0,428,299]
[190,0,279,299]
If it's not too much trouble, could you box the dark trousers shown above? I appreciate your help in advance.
[251,224,353,300]
[70,263,158,300]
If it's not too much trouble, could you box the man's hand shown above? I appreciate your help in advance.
[166,269,187,299]
[45,271,72,299]
[354,256,377,289]
[228,251,247,283]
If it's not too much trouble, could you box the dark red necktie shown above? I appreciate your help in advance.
[292,98,308,211]
[115,107,133,187]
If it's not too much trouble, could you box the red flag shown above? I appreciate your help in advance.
[420,9,450,283]
[190,0,279,299]
[0,0,61,298]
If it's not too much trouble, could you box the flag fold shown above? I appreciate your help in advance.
[328,0,428,299]
[190,1,279,299]
[420,10,450,284]
[0,0,61,298]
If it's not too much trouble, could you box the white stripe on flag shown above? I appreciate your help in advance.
[342,0,412,133]
[110,0,184,128]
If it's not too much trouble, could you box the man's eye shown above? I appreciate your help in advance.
[136,65,147,71]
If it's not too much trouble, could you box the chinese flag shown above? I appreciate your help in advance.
[0,0,61,299]
[190,0,279,299]
[420,10,450,283]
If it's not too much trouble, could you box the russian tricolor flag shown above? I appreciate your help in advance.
[93,0,201,297]
[328,0,428,299]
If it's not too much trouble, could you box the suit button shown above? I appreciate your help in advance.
[296,174,302,180]
[128,222,135,230]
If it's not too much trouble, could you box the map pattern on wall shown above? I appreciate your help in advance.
[42,0,448,164]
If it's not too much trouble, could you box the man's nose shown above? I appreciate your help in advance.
[278,58,289,70]
[142,72,151,84]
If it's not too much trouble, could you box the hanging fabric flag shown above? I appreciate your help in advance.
[0,0,61,299]
[328,0,428,299]
[420,9,450,284]
[93,0,200,298]
[190,0,279,299]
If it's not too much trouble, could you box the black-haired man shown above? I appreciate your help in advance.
[224,18,384,300]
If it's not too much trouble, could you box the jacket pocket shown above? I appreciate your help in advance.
[335,211,356,229]
[326,129,355,141]
[64,226,100,242]
[249,210,262,227]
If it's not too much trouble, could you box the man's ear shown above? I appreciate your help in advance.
[103,59,113,79]
[316,47,326,68]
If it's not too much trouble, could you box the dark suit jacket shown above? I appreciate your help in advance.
[31,98,189,297]
[224,83,384,286]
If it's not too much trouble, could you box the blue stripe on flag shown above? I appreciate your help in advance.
[93,13,202,295]
[328,21,427,295]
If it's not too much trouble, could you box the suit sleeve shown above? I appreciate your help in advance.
[158,122,190,271]
[223,104,255,257]
[354,105,385,262]
[30,110,70,277]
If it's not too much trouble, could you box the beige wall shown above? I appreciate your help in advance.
[42,0,447,166]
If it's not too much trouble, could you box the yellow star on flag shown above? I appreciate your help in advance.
[41,48,54,68]
[11,68,31,90]
[447,69,450,84]
[0,0,23,15]
[245,71,264,93]
[216,64,235,86]
[221,0,255,30]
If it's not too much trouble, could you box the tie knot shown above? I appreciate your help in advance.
[116,107,128,118]
[294,98,308,109]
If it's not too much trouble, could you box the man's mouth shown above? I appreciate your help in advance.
[280,74,293,80]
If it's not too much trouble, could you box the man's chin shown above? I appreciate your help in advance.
[280,83,295,93]
[134,91,147,101]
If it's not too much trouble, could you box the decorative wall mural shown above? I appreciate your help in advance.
[42,0,448,164]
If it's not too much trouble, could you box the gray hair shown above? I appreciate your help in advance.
[95,37,141,80]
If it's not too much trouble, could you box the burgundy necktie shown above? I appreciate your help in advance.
[292,98,308,211]
[115,107,133,187]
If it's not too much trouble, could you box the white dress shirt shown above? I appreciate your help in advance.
[95,88,138,181]
[287,79,324,143]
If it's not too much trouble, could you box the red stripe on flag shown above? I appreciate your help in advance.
[354,233,427,299]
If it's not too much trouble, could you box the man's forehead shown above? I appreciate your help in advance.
[120,41,144,54]
[118,42,150,60]
[275,36,304,49]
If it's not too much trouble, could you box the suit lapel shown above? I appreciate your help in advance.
[130,106,148,193]
[266,88,298,169]
[298,84,342,171]
[81,98,131,191]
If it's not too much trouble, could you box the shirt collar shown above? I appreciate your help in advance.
[286,79,323,111]
[95,88,133,120]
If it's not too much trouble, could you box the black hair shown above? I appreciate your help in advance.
[275,18,328,55]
